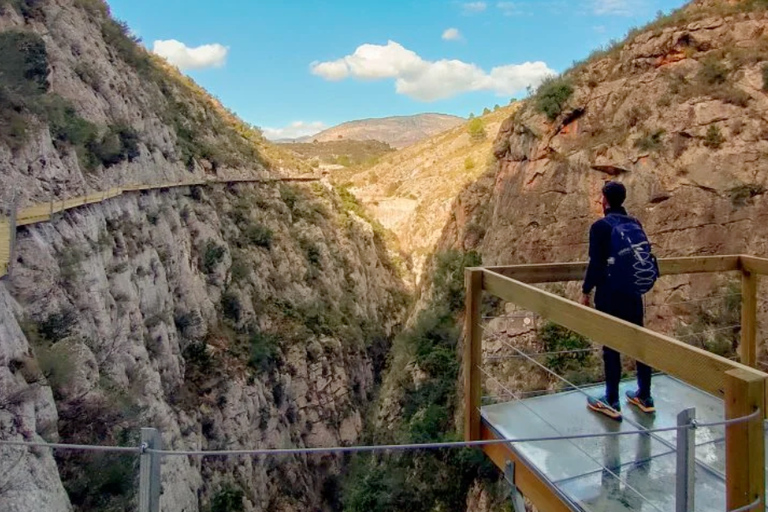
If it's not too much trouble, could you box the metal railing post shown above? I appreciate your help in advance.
[676,408,696,512]
[139,428,162,512]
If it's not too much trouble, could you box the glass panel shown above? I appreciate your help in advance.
[557,451,726,512]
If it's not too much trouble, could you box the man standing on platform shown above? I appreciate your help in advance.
[581,181,659,422]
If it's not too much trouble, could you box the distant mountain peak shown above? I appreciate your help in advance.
[296,113,465,149]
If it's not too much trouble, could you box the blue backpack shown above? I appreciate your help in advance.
[604,214,659,295]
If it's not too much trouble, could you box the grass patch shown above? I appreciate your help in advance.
[634,129,665,152]
[729,184,766,207]
[704,125,725,149]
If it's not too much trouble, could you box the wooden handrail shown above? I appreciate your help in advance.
[484,255,741,283]
[479,268,767,408]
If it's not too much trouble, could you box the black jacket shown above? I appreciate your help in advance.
[582,207,644,324]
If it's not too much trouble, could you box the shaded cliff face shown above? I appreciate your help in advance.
[0,1,407,511]
[443,4,768,270]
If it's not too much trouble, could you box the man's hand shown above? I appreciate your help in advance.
[580,293,591,307]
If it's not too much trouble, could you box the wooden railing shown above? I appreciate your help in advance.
[465,255,767,512]
[0,175,320,278]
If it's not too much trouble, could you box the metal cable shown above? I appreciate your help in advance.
[646,294,742,308]
[729,497,762,512]
[0,411,757,459]
[0,439,141,453]
[483,347,600,362]
[676,324,741,340]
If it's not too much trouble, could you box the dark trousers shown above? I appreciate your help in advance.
[595,290,653,404]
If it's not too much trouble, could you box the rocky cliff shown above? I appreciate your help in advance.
[444,0,768,278]
[0,1,407,511]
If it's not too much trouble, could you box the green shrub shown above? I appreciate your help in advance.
[0,0,45,21]
[183,341,212,371]
[230,255,250,283]
[279,184,299,210]
[248,329,279,374]
[729,184,766,207]
[464,157,475,170]
[704,125,725,149]
[467,117,486,141]
[201,240,226,274]
[38,308,77,343]
[221,291,242,323]
[211,484,245,512]
[535,76,574,121]
[698,56,728,86]
[302,240,322,267]
[88,124,141,167]
[634,129,665,152]
[243,224,273,248]
[0,30,49,95]
[100,18,152,76]
[540,322,592,374]
[73,0,108,17]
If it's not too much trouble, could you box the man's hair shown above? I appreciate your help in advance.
[602,181,626,208]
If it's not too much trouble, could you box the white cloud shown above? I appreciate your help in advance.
[310,40,555,102]
[592,0,643,16]
[442,28,462,41]
[262,121,327,141]
[497,1,524,16]
[152,39,229,70]
[462,1,487,13]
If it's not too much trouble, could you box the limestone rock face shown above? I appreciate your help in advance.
[444,9,768,270]
[1,182,406,512]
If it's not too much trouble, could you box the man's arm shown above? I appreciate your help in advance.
[582,221,609,302]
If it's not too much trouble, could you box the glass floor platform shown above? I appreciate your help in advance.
[481,375,768,512]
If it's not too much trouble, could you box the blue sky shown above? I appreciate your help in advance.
[107,0,689,139]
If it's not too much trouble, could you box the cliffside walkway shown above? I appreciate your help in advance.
[465,256,768,512]
[0,174,321,277]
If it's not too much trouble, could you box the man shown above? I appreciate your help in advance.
[581,181,655,421]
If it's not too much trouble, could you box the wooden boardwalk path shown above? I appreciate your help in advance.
[0,175,321,278]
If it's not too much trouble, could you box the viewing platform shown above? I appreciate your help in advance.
[465,256,768,512]
[482,375,767,511]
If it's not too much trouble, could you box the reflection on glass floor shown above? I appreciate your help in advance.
[481,375,768,512]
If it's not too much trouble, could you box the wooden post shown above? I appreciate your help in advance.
[741,270,757,368]
[464,268,483,441]
[725,369,765,511]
